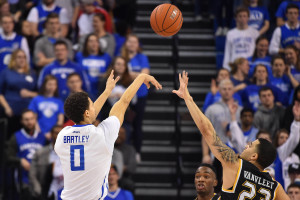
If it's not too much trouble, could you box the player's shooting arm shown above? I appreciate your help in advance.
[110,73,162,125]
[173,71,239,167]
[94,70,120,116]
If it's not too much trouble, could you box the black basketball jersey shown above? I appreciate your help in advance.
[220,159,279,200]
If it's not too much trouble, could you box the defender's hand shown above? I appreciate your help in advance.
[105,70,120,92]
[143,74,162,90]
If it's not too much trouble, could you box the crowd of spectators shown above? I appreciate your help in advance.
[201,0,300,195]
[0,0,144,199]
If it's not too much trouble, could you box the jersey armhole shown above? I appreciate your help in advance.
[222,159,243,193]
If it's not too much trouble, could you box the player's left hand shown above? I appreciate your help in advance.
[172,70,190,100]
[105,70,120,91]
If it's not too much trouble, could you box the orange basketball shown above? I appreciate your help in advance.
[150,3,183,37]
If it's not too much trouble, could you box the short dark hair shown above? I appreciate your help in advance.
[64,92,90,124]
[259,86,273,97]
[21,109,35,119]
[94,13,106,22]
[286,3,299,14]
[67,72,81,81]
[256,138,277,169]
[271,54,285,66]
[287,183,300,191]
[197,163,217,178]
[45,12,59,25]
[256,130,271,139]
[54,40,68,49]
[241,107,254,116]
[235,6,250,17]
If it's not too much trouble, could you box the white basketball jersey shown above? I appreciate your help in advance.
[54,116,120,200]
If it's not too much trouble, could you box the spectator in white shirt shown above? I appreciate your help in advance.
[223,7,260,70]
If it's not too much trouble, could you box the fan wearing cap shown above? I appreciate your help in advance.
[194,163,219,200]
[288,163,300,186]
[105,165,134,200]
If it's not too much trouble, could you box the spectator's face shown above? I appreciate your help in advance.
[1,16,14,34]
[126,36,139,53]
[256,39,269,56]
[43,0,54,6]
[285,48,298,65]
[277,132,289,147]
[272,58,285,77]
[0,3,9,15]
[54,44,68,61]
[241,111,254,127]
[219,82,234,101]
[238,60,249,76]
[46,18,60,34]
[22,20,31,36]
[83,4,94,14]
[21,111,37,131]
[45,79,57,95]
[92,16,105,31]
[286,8,299,23]
[114,57,126,75]
[87,35,99,53]
[257,133,272,142]
[288,187,300,200]
[51,126,62,144]
[259,90,274,108]
[194,166,217,195]
[216,69,229,83]
[15,51,27,69]
[67,75,82,92]
[254,66,267,82]
[108,167,119,186]
[236,11,249,26]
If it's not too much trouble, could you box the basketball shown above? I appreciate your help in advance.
[150,3,183,37]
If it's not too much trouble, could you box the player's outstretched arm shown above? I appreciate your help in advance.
[94,70,120,116]
[110,73,162,125]
[275,183,290,200]
[173,71,239,167]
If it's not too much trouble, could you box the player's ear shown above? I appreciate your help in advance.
[84,109,89,118]
[251,152,258,161]
[213,179,218,187]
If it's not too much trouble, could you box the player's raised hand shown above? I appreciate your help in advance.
[143,74,162,90]
[172,71,190,100]
[293,101,300,121]
[106,70,120,91]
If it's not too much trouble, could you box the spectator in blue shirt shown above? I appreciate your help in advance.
[248,36,272,78]
[276,0,300,26]
[243,0,270,35]
[270,55,298,104]
[0,49,38,138]
[38,40,90,101]
[75,33,111,100]
[105,165,134,200]
[121,34,150,161]
[286,45,300,83]
[28,75,64,140]
[241,64,285,111]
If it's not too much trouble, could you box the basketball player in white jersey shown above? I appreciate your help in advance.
[54,71,162,200]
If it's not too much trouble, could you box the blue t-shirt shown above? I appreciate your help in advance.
[0,68,37,115]
[230,76,251,86]
[28,95,64,134]
[241,83,285,111]
[15,129,46,184]
[280,25,300,48]
[248,6,270,30]
[243,125,259,143]
[104,188,134,200]
[247,56,272,78]
[269,74,292,105]
[0,34,23,73]
[75,52,111,100]
[128,53,150,98]
[114,33,126,56]
[291,68,300,82]
[38,60,90,100]
[202,91,243,112]
[276,1,300,21]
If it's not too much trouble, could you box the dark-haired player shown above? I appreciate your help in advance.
[173,71,289,199]
[194,163,219,200]
[54,71,162,200]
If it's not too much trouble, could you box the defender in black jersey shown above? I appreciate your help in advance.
[173,71,291,200]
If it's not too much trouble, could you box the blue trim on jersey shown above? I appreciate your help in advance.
[100,175,106,199]
[72,124,92,127]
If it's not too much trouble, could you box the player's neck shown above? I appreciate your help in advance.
[108,184,118,192]
[77,118,92,125]
[250,160,264,171]
[196,191,215,200]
